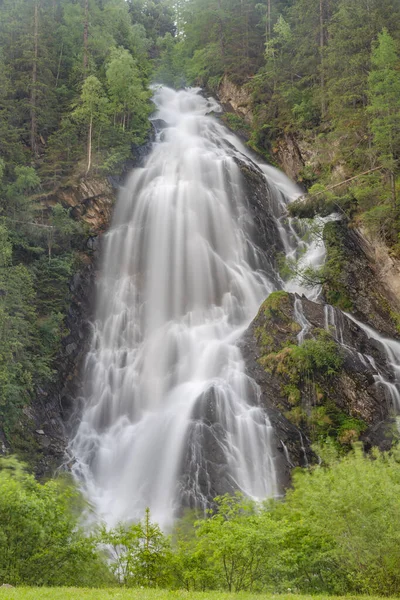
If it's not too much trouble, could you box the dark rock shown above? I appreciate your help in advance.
[130,125,156,169]
[235,157,284,286]
[86,236,98,252]
[65,343,78,356]
[323,220,400,338]
[180,387,237,507]
[151,118,169,131]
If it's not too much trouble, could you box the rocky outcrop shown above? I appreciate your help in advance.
[41,177,115,233]
[27,255,98,476]
[239,291,397,469]
[235,158,283,285]
[363,230,400,305]
[217,75,254,124]
[18,255,97,476]
[323,221,400,338]
[273,134,306,182]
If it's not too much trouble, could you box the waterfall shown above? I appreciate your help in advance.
[70,87,320,528]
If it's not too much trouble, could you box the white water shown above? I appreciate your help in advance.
[294,298,312,344]
[70,87,323,528]
[344,312,400,412]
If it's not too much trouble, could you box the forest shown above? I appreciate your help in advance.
[1,0,400,595]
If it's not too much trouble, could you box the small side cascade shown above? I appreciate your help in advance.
[344,313,400,412]
[324,304,392,383]
[280,441,295,468]
[324,304,344,344]
[299,432,309,467]
[294,297,312,344]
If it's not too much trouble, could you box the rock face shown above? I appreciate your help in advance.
[24,255,97,476]
[239,291,397,468]
[273,134,305,182]
[323,220,400,338]
[42,177,116,233]
[214,76,400,464]
[217,75,254,124]
[235,158,284,284]
[216,75,312,182]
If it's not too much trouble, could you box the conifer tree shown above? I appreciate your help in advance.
[367,28,400,205]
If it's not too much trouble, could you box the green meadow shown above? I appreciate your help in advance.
[0,591,393,600]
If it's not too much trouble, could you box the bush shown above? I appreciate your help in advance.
[0,457,111,587]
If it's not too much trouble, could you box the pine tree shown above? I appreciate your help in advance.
[72,75,109,174]
[367,28,400,205]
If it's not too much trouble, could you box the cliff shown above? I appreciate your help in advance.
[4,178,116,476]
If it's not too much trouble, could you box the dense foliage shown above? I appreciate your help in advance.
[0,457,112,586]
[2,448,400,595]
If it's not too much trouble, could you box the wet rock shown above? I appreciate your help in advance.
[239,291,397,470]
[323,221,400,338]
[86,236,99,252]
[151,118,169,131]
[180,388,239,506]
[130,123,156,169]
[235,157,284,286]
[65,343,78,356]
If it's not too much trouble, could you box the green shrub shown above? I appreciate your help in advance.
[0,457,111,587]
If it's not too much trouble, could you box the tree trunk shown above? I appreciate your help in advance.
[83,0,89,76]
[391,170,397,209]
[267,0,271,41]
[320,0,326,118]
[240,0,249,60]
[55,42,63,87]
[217,0,225,61]
[48,228,54,262]
[86,113,92,175]
[31,0,39,157]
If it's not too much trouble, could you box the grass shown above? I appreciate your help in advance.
[0,590,393,600]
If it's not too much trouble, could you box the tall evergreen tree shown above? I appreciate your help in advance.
[367,29,400,205]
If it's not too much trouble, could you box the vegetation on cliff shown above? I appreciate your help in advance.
[253,292,374,446]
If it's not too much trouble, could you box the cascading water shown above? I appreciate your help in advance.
[321,302,400,419]
[70,87,311,528]
[343,313,400,412]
